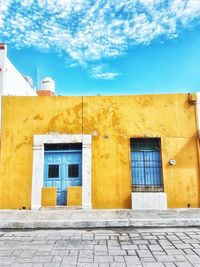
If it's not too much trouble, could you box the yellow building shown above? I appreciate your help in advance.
[0,93,199,210]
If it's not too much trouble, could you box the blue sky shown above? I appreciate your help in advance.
[0,0,200,96]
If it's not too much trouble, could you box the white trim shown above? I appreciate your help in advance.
[31,134,92,209]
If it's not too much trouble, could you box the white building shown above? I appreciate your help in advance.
[0,43,37,132]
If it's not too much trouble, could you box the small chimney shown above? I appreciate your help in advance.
[0,43,6,50]
[37,77,55,96]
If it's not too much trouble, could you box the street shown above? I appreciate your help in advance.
[1,228,200,266]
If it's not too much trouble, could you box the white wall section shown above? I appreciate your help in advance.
[132,193,167,210]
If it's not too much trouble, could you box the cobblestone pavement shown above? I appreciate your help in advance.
[1,228,200,267]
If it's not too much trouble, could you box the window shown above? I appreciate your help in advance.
[48,165,59,178]
[130,138,163,192]
[68,164,79,178]
[44,143,82,151]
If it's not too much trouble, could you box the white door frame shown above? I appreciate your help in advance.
[31,134,92,209]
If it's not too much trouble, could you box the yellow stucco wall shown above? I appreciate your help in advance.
[67,186,82,206]
[0,93,199,209]
[41,187,56,207]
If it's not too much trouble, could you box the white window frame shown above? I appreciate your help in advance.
[31,134,92,209]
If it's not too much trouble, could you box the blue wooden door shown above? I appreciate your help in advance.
[44,150,82,205]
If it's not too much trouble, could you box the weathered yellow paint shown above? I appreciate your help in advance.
[0,93,199,209]
[41,187,56,207]
[67,186,82,206]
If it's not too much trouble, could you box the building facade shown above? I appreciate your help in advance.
[0,93,199,210]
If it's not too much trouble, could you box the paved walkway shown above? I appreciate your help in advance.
[1,209,200,229]
[1,227,200,266]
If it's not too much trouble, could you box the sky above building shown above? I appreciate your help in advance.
[0,0,200,96]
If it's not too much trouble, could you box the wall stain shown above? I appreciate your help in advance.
[33,114,43,120]
[15,137,32,152]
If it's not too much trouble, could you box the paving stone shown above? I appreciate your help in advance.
[69,250,79,255]
[193,249,200,256]
[136,249,153,258]
[138,244,148,250]
[175,244,193,249]
[193,244,200,248]
[165,249,184,255]
[94,251,108,256]
[124,255,141,264]
[51,256,63,262]
[121,244,138,250]
[36,251,50,256]
[143,263,165,267]
[62,255,78,264]
[82,234,93,240]
[44,263,60,267]
[30,256,53,263]
[98,264,109,267]
[184,248,196,255]
[159,240,172,246]
[12,264,33,267]
[0,256,16,264]
[140,257,156,262]
[174,262,193,267]
[110,263,126,267]
[94,256,113,263]
[114,256,125,262]
[79,250,93,257]
[94,245,107,251]
[39,245,53,252]
[78,257,93,263]
[127,249,136,255]
[84,245,94,250]
[185,254,200,264]
[77,264,98,267]
[148,244,163,251]
[154,255,176,262]
[108,250,126,256]
[132,240,149,245]
[50,249,69,256]
[174,255,188,261]
[95,235,109,240]
[98,241,107,245]
[183,239,200,244]
[149,240,159,245]
[0,250,12,256]
[12,250,25,256]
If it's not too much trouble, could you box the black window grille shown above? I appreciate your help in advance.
[48,164,59,178]
[44,143,82,151]
[68,164,79,178]
[131,138,163,192]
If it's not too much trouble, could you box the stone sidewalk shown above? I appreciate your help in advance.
[1,209,200,229]
[1,227,200,266]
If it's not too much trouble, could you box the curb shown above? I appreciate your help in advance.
[1,219,200,229]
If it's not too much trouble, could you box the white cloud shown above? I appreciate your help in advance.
[0,0,11,27]
[0,0,200,79]
[90,65,120,80]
